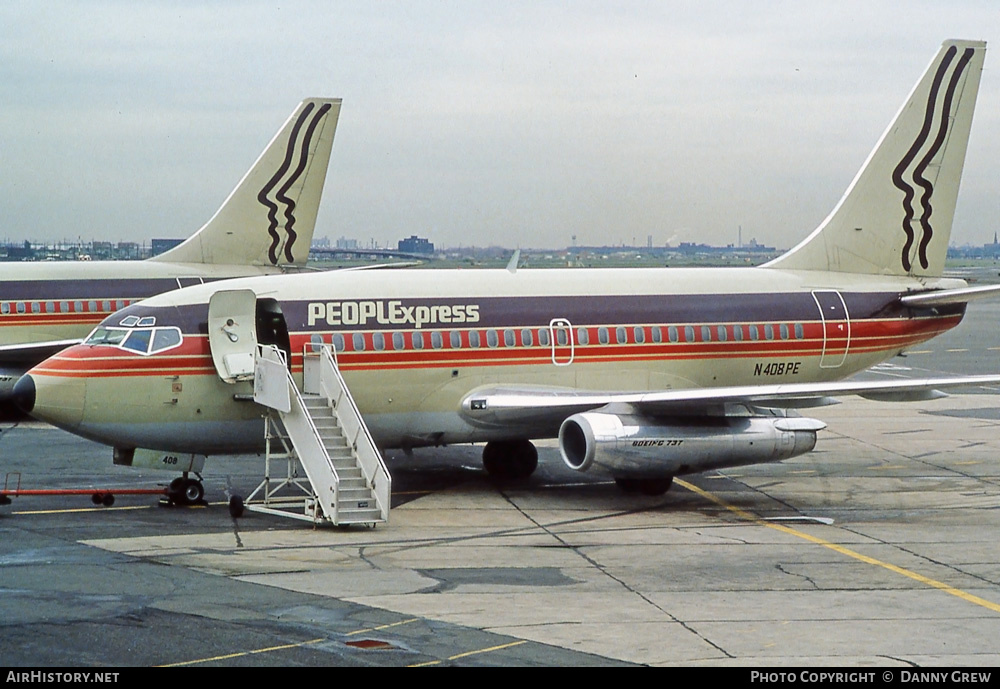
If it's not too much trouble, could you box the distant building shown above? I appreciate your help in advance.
[151,238,184,256]
[398,235,434,254]
[336,236,359,250]
[984,232,1000,258]
[91,241,113,259]
[947,232,1000,259]
[116,242,141,260]
[3,240,35,261]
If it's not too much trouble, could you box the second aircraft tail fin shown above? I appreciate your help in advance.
[765,40,985,277]
[151,98,341,267]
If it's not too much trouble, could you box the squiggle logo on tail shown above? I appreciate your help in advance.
[257,102,333,265]
[892,46,975,272]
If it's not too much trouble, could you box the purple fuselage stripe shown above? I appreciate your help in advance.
[99,291,965,336]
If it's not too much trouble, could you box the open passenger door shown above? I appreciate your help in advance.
[207,289,258,383]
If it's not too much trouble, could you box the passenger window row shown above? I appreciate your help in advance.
[0,299,131,315]
[312,322,811,353]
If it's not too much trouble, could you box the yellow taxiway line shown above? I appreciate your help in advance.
[676,478,1000,614]
[408,640,529,667]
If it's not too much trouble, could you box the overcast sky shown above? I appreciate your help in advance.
[2,1,998,250]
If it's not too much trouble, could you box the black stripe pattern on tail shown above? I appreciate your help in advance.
[892,46,975,272]
[257,102,333,265]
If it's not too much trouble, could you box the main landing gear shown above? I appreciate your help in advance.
[614,476,674,496]
[482,440,538,480]
[166,472,205,506]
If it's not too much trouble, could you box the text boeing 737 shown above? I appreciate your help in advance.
[15,41,1000,503]
[0,98,340,399]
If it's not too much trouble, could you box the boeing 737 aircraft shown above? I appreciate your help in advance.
[0,98,341,399]
[14,41,1000,506]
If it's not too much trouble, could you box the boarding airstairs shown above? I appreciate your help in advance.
[246,344,390,526]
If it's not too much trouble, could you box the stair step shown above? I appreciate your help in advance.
[338,478,368,490]
[339,489,376,501]
[337,508,385,524]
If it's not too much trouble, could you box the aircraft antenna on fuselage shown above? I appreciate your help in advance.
[150,98,341,268]
[765,40,985,278]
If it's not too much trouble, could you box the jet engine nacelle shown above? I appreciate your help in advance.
[558,412,825,478]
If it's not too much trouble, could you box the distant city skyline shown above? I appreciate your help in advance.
[0,231,781,253]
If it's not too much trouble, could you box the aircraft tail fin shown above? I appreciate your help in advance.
[765,40,985,277]
[151,98,341,267]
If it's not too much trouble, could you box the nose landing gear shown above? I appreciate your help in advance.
[167,472,205,506]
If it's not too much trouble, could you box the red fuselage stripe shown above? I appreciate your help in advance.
[29,314,961,379]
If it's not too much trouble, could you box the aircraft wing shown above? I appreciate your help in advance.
[0,339,81,364]
[0,339,81,397]
[460,375,1000,429]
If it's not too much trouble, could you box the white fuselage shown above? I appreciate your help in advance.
[21,266,966,454]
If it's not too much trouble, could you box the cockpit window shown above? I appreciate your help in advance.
[121,329,153,354]
[151,328,182,352]
[85,325,182,355]
[85,327,130,346]
[119,316,140,327]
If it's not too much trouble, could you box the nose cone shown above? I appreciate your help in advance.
[18,369,86,430]
[11,375,35,414]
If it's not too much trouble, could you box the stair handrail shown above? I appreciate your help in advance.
[317,344,391,519]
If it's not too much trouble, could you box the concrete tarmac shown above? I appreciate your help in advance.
[2,297,1000,666]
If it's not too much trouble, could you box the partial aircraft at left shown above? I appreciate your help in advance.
[0,98,341,400]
